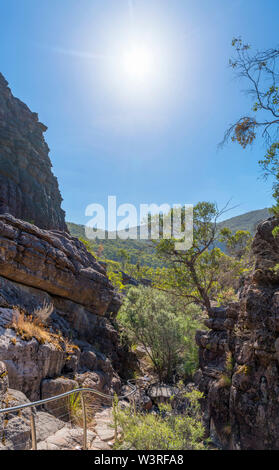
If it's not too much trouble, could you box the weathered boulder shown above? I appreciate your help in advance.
[41,377,79,418]
[37,426,96,451]
[0,387,78,450]
[0,214,120,315]
[0,276,126,403]
[76,370,112,394]
[0,308,67,401]
[80,350,98,371]
[0,361,8,411]
[0,388,32,450]
[0,72,67,231]
[34,411,68,446]
[195,216,279,450]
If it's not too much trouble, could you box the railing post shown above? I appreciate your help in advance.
[0,382,136,451]
[81,392,87,450]
[30,407,37,450]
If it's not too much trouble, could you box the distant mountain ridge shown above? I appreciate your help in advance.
[68,207,271,240]
[67,208,271,265]
[217,208,270,235]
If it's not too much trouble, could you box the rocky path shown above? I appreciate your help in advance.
[91,407,116,450]
[37,407,116,451]
[0,385,118,451]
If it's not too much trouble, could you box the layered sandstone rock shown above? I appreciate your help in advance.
[0,204,126,404]
[0,214,121,315]
[0,274,125,401]
[0,381,95,450]
[195,216,279,450]
[0,72,67,231]
[0,73,138,450]
[0,307,69,401]
[0,361,8,404]
[0,212,132,405]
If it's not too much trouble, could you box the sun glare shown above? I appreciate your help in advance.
[103,28,170,102]
[121,44,154,83]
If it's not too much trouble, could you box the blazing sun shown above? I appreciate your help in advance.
[121,44,155,84]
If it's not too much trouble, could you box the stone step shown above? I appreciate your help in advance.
[37,426,96,450]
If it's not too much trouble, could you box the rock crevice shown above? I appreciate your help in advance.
[195,217,279,450]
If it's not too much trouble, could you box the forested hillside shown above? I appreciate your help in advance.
[67,207,270,266]
[67,222,162,267]
[218,208,270,234]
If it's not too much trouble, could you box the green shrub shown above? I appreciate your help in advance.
[113,389,206,450]
[117,286,202,381]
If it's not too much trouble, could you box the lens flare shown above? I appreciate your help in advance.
[122,45,154,83]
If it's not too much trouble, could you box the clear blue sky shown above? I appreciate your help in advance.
[1,0,278,225]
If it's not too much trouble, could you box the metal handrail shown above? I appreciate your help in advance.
[0,379,137,450]
[0,381,137,414]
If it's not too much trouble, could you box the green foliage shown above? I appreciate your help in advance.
[69,391,81,413]
[79,237,125,291]
[226,38,279,207]
[67,222,165,268]
[270,263,279,276]
[78,237,92,253]
[72,201,253,313]
[113,389,206,450]
[225,351,234,374]
[219,228,252,259]
[116,248,130,270]
[259,142,279,209]
[218,352,234,388]
[236,364,250,376]
[216,287,238,306]
[155,202,252,313]
[68,391,83,426]
[68,208,266,279]
[117,286,202,381]
[107,267,125,291]
[218,374,232,388]
[272,225,279,239]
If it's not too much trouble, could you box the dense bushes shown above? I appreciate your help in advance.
[113,388,206,450]
[117,286,202,382]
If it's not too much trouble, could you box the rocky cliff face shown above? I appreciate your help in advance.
[0,75,135,421]
[0,214,120,315]
[0,72,67,231]
[0,215,127,402]
[195,217,279,450]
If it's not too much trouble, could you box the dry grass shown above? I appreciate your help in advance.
[8,310,81,356]
[10,312,63,350]
[33,301,54,322]
[64,337,80,354]
[11,312,55,344]
[236,364,250,375]
[68,391,103,430]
